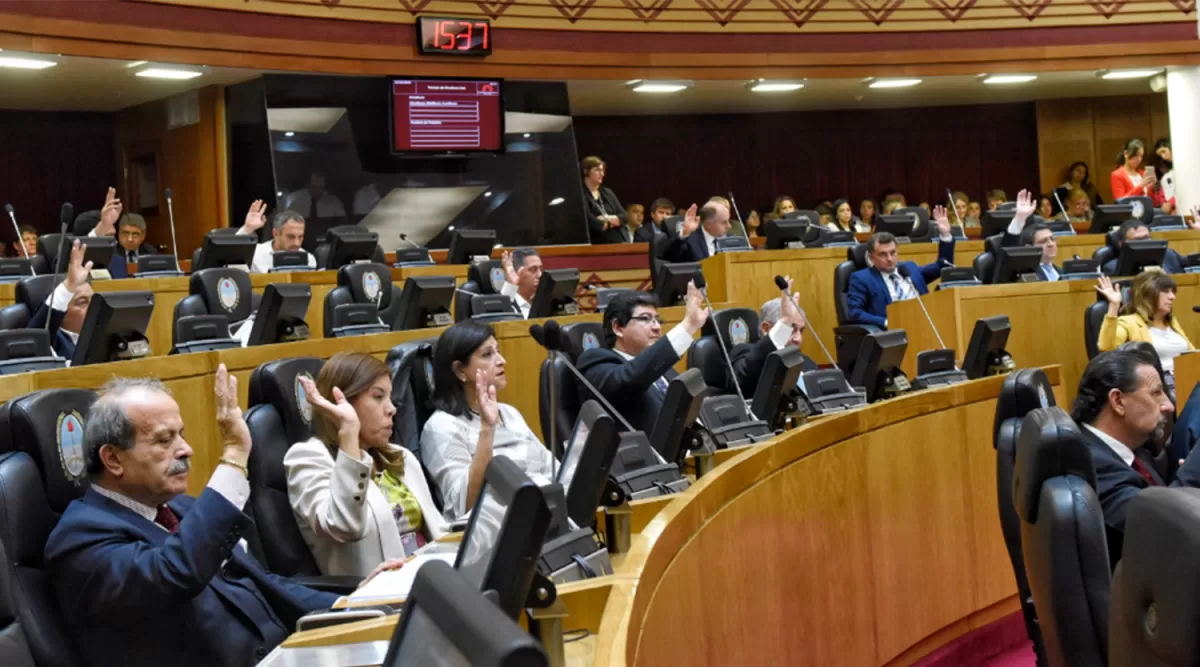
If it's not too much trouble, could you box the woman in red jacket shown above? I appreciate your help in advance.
[1110,138,1163,206]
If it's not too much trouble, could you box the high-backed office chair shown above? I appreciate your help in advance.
[1109,487,1200,667]
[322,262,401,337]
[833,243,879,374]
[0,275,60,331]
[454,260,511,322]
[895,206,931,241]
[560,322,605,362]
[385,338,443,511]
[0,388,98,504]
[687,307,759,393]
[1092,230,1121,270]
[173,268,256,349]
[650,232,673,291]
[1014,407,1110,667]
[1116,195,1155,224]
[970,234,1005,286]
[537,322,606,451]
[994,369,1056,667]
[36,234,70,274]
[1083,300,1108,360]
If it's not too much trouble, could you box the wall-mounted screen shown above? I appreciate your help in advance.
[390,77,504,156]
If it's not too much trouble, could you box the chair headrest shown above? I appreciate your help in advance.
[560,322,605,361]
[1013,407,1096,523]
[191,268,254,324]
[467,260,505,295]
[248,357,325,445]
[1108,228,1122,249]
[994,368,1055,448]
[984,234,1004,257]
[16,274,58,312]
[702,307,760,349]
[848,243,869,269]
[337,262,393,309]
[0,389,98,513]
[0,451,59,567]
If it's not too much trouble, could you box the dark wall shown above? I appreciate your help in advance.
[0,111,116,243]
[573,102,1040,216]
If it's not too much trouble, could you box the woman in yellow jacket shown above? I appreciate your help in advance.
[1096,271,1194,379]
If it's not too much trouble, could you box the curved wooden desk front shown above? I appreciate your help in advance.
[284,367,1064,667]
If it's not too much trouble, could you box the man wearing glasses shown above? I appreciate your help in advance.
[577,285,710,435]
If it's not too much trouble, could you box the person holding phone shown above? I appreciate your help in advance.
[1111,138,1164,206]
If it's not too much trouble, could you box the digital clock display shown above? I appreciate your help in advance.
[417,16,492,56]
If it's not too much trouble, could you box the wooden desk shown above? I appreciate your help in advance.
[1174,351,1200,414]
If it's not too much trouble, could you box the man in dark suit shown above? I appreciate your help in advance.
[845,206,954,328]
[665,201,728,263]
[28,239,93,361]
[645,198,675,237]
[576,285,709,435]
[627,204,657,243]
[999,191,1062,281]
[114,212,157,264]
[1103,219,1185,275]
[1073,348,1200,566]
[727,276,818,396]
[45,367,337,667]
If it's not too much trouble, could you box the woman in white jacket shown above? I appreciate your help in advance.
[285,351,449,577]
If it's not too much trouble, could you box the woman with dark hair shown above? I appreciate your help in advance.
[831,199,859,233]
[581,155,628,245]
[772,196,797,218]
[1111,138,1163,205]
[1037,194,1055,220]
[858,199,877,232]
[285,352,449,577]
[1057,161,1102,207]
[421,320,554,519]
[1155,138,1176,214]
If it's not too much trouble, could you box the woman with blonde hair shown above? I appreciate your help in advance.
[1096,270,1194,375]
[285,351,449,577]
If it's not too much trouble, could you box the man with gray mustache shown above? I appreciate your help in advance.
[45,366,337,667]
[1073,348,1200,567]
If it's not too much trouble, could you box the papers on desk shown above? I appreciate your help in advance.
[256,641,389,667]
[345,553,457,603]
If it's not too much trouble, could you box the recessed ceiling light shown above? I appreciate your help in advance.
[747,80,805,93]
[983,74,1037,85]
[0,55,57,70]
[867,78,922,89]
[627,80,693,94]
[135,68,203,80]
[284,131,295,137]
[548,197,565,206]
[1100,69,1163,80]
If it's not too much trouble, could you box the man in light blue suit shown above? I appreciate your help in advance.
[845,206,955,329]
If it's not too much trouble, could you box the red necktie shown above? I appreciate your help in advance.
[155,505,180,534]
[1132,458,1160,486]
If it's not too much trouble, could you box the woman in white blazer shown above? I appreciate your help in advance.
[284,351,449,577]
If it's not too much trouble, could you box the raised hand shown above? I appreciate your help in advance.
[500,250,519,285]
[1013,189,1035,224]
[300,375,360,438]
[95,187,122,237]
[214,364,252,461]
[932,204,951,237]
[1095,276,1122,308]
[679,203,700,238]
[242,199,268,234]
[1189,205,1200,231]
[476,369,500,427]
[65,239,93,292]
[683,280,710,332]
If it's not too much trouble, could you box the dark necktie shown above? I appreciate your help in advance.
[1131,457,1159,486]
[890,273,904,300]
[127,250,137,264]
[155,505,180,533]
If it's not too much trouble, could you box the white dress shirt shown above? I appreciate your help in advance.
[701,228,717,257]
[499,282,532,319]
[1040,263,1059,282]
[234,229,317,274]
[1083,423,1135,467]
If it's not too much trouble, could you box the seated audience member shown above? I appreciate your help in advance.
[919,202,931,215]
[831,199,858,233]
[647,198,675,236]
[1037,194,1055,220]
[666,201,729,262]
[950,191,969,228]
[1057,160,1103,209]
[858,200,877,232]
[772,196,797,219]
[816,203,836,229]
[45,368,337,667]
[12,224,38,259]
[582,156,628,245]
[999,193,1061,281]
[845,206,954,328]
[745,210,762,239]
[576,286,709,436]
[882,200,905,216]
[986,189,1008,211]
[1058,188,1094,223]
[498,248,543,319]
[421,321,555,519]
[881,190,906,208]
[285,352,448,577]
[763,211,779,226]
[236,201,317,273]
[1111,138,1163,206]
[965,201,982,227]
[1095,271,1193,377]
[726,276,818,396]
[1072,349,1200,565]
[625,203,655,243]
[1155,138,1176,214]
[1104,219,1184,275]
[285,172,346,220]
[114,213,156,264]
[29,239,92,360]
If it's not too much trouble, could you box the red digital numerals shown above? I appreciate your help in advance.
[432,20,489,52]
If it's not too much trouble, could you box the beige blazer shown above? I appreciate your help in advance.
[284,438,449,577]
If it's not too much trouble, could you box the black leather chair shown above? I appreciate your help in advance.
[833,243,880,374]
[1093,229,1121,270]
[36,234,70,274]
[1083,300,1108,360]
[322,262,401,337]
[0,388,98,502]
[173,268,256,349]
[994,368,1056,667]
[895,206,931,241]
[560,322,605,362]
[650,232,673,290]
[687,307,758,394]
[0,275,59,331]
[1117,195,1155,224]
[537,322,605,450]
[1109,487,1200,667]
[455,260,507,322]
[1014,406,1109,667]
[385,338,443,511]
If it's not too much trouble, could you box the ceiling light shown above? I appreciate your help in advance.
[983,74,1037,85]
[135,68,203,80]
[0,55,57,70]
[522,133,531,138]
[867,78,922,89]
[627,80,693,94]
[284,131,295,137]
[1100,69,1163,80]
[548,197,565,206]
[747,80,805,93]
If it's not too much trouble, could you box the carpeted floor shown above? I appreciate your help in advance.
[913,612,1036,667]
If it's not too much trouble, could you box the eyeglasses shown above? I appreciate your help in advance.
[629,314,665,326]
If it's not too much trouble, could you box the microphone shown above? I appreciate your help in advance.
[532,319,636,433]
[773,275,835,366]
[398,233,421,249]
[727,191,753,245]
[693,270,756,419]
[5,204,29,260]
[1052,189,1070,223]
[59,202,74,235]
[897,265,946,350]
[164,188,181,272]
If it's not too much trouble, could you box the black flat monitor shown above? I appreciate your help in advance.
[1151,215,1187,231]
[79,236,118,272]
[1114,239,1168,277]
[70,291,154,366]
[876,214,916,241]
[992,246,1045,284]
[527,269,579,319]
[764,219,809,250]
[468,294,522,323]
[962,315,1014,380]
[270,250,313,272]
[750,347,806,430]
[136,254,183,277]
[395,275,456,330]
[557,400,620,529]
[848,329,909,403]
[981,210,1018,238]
[324,229,380,270]
[1090,204,1135,234]
[0,329,66,374]
[654,262,700,307]
[454,456,552,619]
[384,560,548,667]
[0,259,33,283]
[782,210,820,226]
[596,287,635,313]
[713,236,751,254]
[1061,258,1101,279]
[194,232,256,271]
[393,247,435,267]
[246,283,312,346]
[171,314,239,355]
[649,368,707,465]
[448,229,498,265]
[1044,220,1076,236]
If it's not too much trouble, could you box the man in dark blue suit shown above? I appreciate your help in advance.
[1073,349,1200,567]
[45,366,337,667]
[1103,219,1185,276]
[845,205,955,328]
[28,239,93,361]
[998,190,1062,281]
[665,201,728,263]
[577,285,709,435]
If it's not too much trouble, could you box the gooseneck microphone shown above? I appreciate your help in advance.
[5,204,29,260]
[897,265,946,350]
[727,191,753,245]
[1052,190,1069,223]
[531,319,636,434]
[164,188,181,271]
[398,233,421,249]
[693,270,756,419]
[59,202,74,236]
[773,275,835,366]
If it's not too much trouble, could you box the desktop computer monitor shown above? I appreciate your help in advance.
[0,329,65,374]
[0,259,33,283]
[394,275,456,330]
[750,347,806,430]
[70,291,154,366]
[269,250,313,272]
[764,219,808,250]
[649,368,707,465]
[393,247,435,267]
[848,329,909,403]
[454,456,552,619]
[962,315,1014,380]
[136,255,183,277]
[79,237,118,274]
[654,263,700,307]
[876,214,916,241]
[246,283,312,346]
[194,232,256,271]
[1114,239,1168,277]
[448,229,498,265]
[1090,204,1135,234]
[527,269,579,319]
[980,210,1017,238]
[992,246,1045,284]
[713,236,751,253]
[557,400,620,529]
[324,228,380,270]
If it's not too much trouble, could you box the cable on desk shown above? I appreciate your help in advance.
[564,629,591,644]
